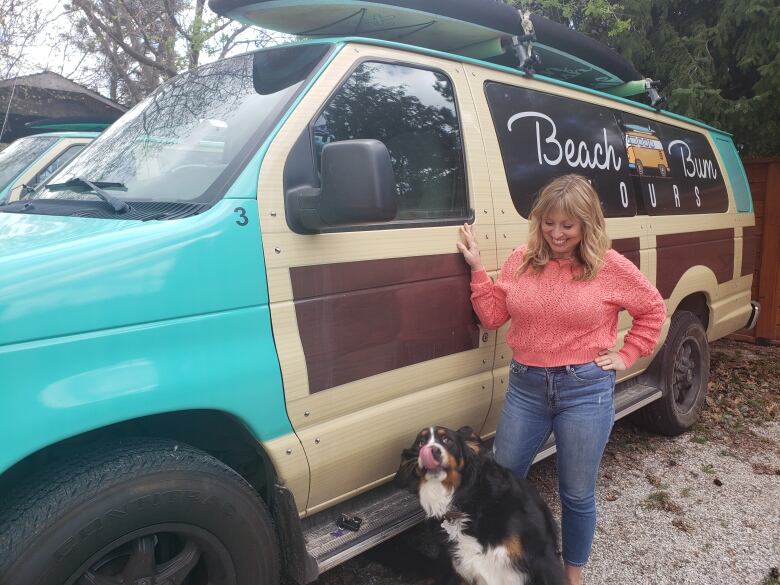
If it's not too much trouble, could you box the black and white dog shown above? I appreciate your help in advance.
[394,426,564,585]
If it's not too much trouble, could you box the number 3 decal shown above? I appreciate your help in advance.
[234,207,249,226]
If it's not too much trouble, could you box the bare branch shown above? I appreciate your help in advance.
[163,0,191,41]
[70,0,178,78]
[218,25,250,60]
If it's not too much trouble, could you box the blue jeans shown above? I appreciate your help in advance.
[494,360,616,566]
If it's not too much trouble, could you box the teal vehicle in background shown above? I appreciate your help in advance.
[0,131,98,204]
[0,12,758,584]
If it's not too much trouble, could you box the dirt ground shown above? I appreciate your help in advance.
[311,338,780,585]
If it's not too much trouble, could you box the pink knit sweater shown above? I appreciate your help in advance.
[470,247,666,368]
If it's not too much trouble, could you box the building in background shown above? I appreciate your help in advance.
[0,71,126,146]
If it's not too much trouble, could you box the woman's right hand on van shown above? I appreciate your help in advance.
[457,223,485,272]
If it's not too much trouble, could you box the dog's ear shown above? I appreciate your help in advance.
[457,426,486,456]
[393,447,422,492]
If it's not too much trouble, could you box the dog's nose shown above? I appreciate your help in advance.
[431,445,443,462]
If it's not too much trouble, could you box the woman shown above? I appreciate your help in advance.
[457,174,666,585]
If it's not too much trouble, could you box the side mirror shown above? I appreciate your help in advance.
[288,139,397,232]
[20,184,36,199]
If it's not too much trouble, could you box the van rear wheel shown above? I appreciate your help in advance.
[0,439,280,585]
[635,159,644,175]
[635,311,710,435]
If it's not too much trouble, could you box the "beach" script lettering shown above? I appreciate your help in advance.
[507,111,622,171]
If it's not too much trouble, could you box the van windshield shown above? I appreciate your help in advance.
[0,135,58,194]
[30,43,332,206]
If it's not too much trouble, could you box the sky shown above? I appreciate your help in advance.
[17,0,75,77]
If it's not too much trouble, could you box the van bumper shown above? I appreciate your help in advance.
[745,300,761,330]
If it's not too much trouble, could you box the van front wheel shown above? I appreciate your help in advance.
[0,439,280,585]
[636,311,710,435]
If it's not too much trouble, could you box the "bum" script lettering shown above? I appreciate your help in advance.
[507,111,622,171]
[667,140,718,180]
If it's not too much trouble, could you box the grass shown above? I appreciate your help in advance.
[642,490,683,514]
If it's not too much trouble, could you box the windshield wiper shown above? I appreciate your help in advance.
[47,178,130,213]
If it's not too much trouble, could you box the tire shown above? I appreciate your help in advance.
[0,439,280,585]
[658,164,667,177]
[635,311,710,435]
[635,159,644,175]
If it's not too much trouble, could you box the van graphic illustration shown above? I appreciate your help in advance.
[623,123,670,177]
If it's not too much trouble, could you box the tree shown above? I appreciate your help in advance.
[62,0,279,105]
[516,0,780,156]
[0,0,52,79]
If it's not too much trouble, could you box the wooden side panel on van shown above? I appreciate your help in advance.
[257,45,498,514]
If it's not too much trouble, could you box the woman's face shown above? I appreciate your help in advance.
[542,209,582,259]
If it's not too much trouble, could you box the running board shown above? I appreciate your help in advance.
[302,482,425,575]
[533,380,662,462]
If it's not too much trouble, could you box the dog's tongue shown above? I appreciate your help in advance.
[419,445,440,470]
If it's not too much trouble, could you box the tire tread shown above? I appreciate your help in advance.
[0,438,279,581]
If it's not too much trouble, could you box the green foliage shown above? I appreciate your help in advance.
[514,0,780,156]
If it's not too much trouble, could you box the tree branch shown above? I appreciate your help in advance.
[71,0,178,78]
[217,24,249,59]
[162,0,190,41]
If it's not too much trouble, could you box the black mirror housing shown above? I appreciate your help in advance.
[287,138,397,232]
[319,139,397,225]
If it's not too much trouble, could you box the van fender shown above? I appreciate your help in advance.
[663,265,718,333]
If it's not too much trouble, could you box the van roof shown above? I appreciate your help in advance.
[279,37,732,138]
[21,131,100,139]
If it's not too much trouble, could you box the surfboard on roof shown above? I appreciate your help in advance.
[208,0,644,93]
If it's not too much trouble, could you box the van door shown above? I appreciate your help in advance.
[257,44,498,513]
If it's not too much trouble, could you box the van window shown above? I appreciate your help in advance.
[29,44,332,209]
[484,82,637,218]
[0,136,58,193]
[313,61,468,221]
[28,144,86,190]
[618,112,728,215]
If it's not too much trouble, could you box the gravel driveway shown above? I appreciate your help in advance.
[313,339,780,585]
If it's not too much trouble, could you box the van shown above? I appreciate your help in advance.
[623,123,670,177]
[0,35,758,585]
[0,131,97,204]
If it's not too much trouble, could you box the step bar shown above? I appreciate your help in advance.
[301,482,425,574]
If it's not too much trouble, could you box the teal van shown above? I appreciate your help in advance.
[0,28,758,585]
[0,132,97,204]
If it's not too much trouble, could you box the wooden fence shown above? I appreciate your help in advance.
[731,158,780,345]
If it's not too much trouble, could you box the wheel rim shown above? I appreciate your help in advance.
[66,524,236,585]
[672,337,702,414]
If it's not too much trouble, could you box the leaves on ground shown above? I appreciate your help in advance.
[699,339,780,453]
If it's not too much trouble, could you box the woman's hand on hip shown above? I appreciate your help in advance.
[595,350,626,371]
[457,223,484,271]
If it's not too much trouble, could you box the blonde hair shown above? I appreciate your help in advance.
[517,174,610,281]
